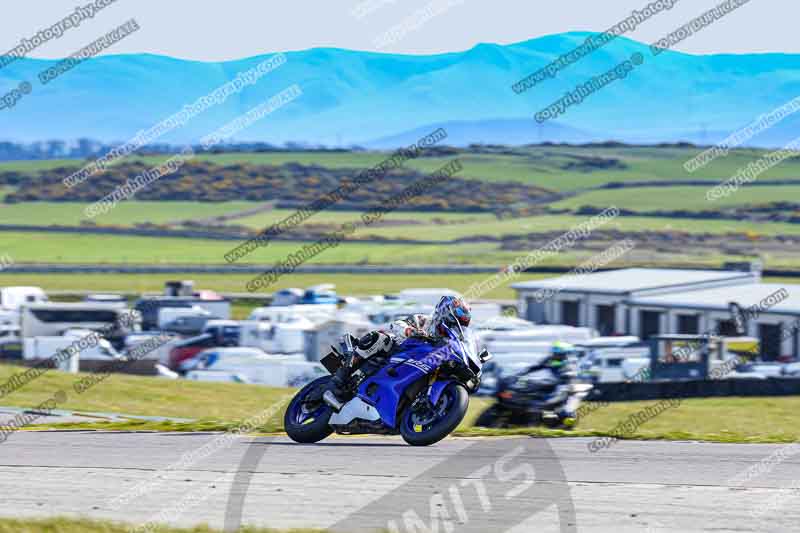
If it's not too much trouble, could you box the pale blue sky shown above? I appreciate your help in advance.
[1,0,793,60]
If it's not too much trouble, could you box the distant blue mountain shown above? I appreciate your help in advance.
[1,32,799,148]
[365,118,594,148]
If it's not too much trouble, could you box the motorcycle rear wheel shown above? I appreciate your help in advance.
[475,404,504,428]
[400,383,468,446]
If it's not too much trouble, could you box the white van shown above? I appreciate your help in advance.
[1,287,47,311]
[248,305,335,325]
[184,347,323,387]
[239,316,314,354]
[480,326,596,345]
[576,338,651,383]
[23,336,122,372]
[483,340,555,355]
[397,289,461,307]
[20,303,139,339]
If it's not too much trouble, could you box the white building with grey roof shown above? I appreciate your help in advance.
[627,283,799,360]
[511,267,761,337]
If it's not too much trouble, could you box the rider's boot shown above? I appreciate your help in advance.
[323,362,353,411]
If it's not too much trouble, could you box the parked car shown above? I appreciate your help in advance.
[167,333,217,369]
[271,288,303,306]
[178,346,271,373]
[202,320,241,346]
[159,306,213,335]
[298,284,340,305]
[782,362,800,377]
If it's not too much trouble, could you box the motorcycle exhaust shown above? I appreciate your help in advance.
[322,390,345,412]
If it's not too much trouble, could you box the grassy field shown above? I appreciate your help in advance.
[8,202,800,240]
[3,145,800,270]
[0,201,259,226]
[0,159,83,172]
[552,185,800,212]
[353,213,800,239]
[0,362,293,425]
[9,271,800,320]
[2,364,799,444]
[1,230,791,268]
[460,396,800,443]
[0,272,550,299]
[0,518,323,533]
[233,210,800,238]
[0,231,515,265]
[5,146,800,193]
[233,208,497,230]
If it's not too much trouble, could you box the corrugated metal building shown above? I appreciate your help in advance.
[511,267,761,336]
[627,283,799,360]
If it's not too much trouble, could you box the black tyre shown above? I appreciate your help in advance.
[400,383,469,446]
[543,416,562,428]
[474,404,503,428]
[509,410,541,427]
[284,376,334,444]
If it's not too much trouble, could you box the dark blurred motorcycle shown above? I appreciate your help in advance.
[475,368,593,429]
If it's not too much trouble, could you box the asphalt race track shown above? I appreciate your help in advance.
[0,432,797,532]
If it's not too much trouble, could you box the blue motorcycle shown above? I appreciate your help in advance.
[284,324,491,446]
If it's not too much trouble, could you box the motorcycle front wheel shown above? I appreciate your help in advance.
[284,376,334,444]
[400,382,468,446]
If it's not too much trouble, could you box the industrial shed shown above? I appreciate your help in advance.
[627,283,800,360]
[512,267,761,336]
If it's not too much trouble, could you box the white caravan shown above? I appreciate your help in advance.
[23,335,122,372]
[396,288,461,307]
[183,347,325,387]
[480,326,596,346]
[239,315,315,354]
[575,337,651,383]
[248,305,336,325]
[20,302,139,339]
[0,286,48,311]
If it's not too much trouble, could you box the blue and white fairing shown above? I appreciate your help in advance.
[347,325,482,429]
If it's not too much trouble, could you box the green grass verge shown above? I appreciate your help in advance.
[0,272,553,300]
[3,364,800,444]
[353,213,800,239]
[0,363,293,425]
[0,231,503,265]
[232,208,496,230]
[0,201,496,229]
[0,272,796,304]
[5,146,800,192]
[7,202,800,239]
[0,517,325,533]
[552,185,800,212]
[458,396,800,444]
[0,201,258,226]
[4,228,800,268]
